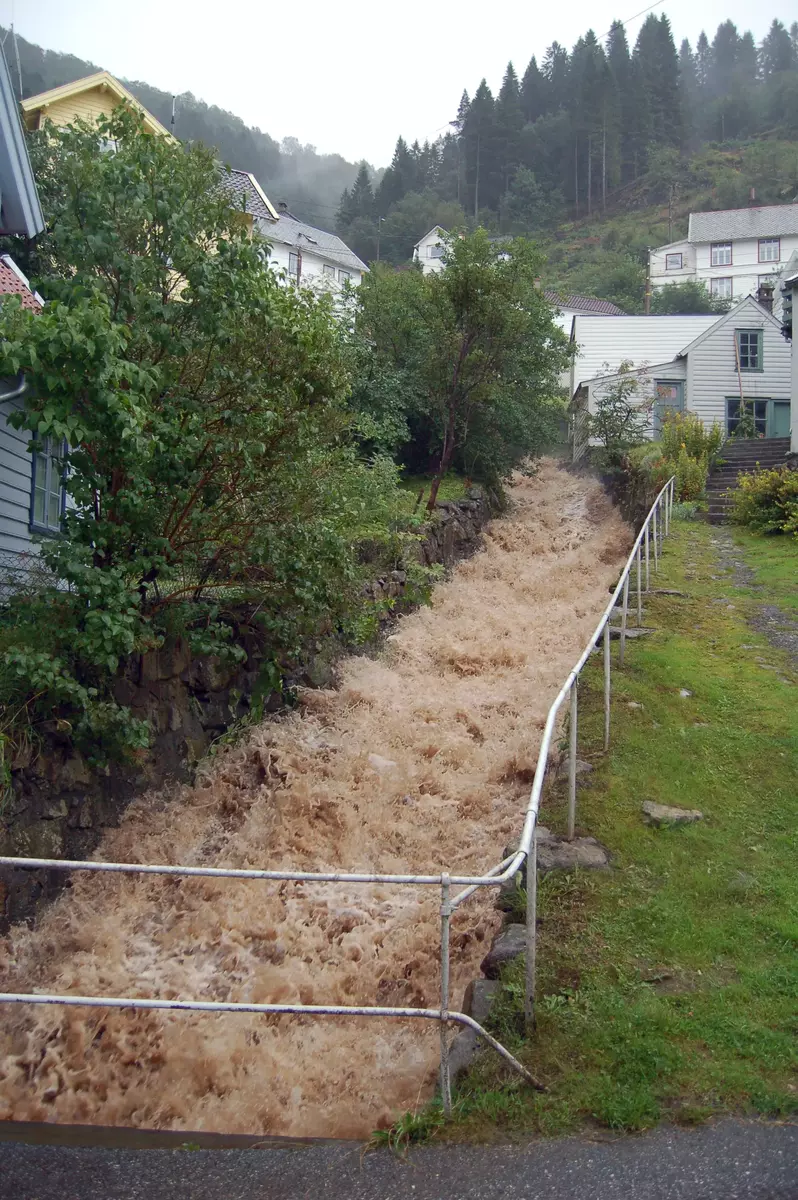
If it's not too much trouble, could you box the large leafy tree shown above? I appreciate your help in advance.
[0,110,395,750]
[354,231,569,505]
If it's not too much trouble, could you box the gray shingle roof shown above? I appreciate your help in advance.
[688,204,798,243]
[256,215,367,273]
[220,169,279,223]
[545,291,625,315]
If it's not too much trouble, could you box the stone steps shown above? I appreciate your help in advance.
[704,438,791,524]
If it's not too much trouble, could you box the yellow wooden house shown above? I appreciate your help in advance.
[21,71,173,138]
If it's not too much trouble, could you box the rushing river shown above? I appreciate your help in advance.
[0,462,631,1137]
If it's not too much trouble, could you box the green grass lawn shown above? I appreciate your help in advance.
[399,471,469,506]
[444,517,798,1140]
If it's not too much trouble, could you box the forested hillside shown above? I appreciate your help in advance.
[336,14,798,291]
[2,27,366,228]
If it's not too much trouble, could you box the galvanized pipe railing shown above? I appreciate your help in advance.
[0,476,676,1117]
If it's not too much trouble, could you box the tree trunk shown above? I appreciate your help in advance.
[587,134,592,217]
[427,405,458,511]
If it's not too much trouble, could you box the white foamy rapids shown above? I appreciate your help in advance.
[0,462,632,1137]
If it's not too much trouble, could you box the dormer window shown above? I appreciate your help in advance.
[711,242,732,266]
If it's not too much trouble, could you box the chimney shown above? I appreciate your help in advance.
[749,187,756,206]
[756,282,774,313]
[278,200,289,213]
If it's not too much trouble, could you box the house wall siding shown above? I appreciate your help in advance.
[38,89,116,129]
[0,395,35,564]
[571,314,717,396]
[586,358,687,440]
[687,306,791,430]
[264,239,363,287]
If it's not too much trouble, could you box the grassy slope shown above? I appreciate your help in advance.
[447,517,798,1139]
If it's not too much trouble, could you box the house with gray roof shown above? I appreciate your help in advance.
[649,202,798,313]
[220,170,367,289]
[255,203,367,289]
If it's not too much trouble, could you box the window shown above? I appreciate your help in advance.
[30,437,66,534]
[428,243,444,259]
[758,238,780,263]
[288,251,299,276]
[338,269,351,283]
[710,277,733,300]
[736,329,763,371]
[322,263,335,277]
[665,252,683,271]
[726,398,767,438]
[711,242,732,266]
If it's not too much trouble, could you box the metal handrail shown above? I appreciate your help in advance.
[0,475,676,1117]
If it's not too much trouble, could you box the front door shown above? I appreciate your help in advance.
[653,380,685,438]
[772,402,791,438]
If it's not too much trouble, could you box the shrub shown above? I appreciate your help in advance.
[728,467,798,536]
[590,365,652,466]
[659,412,723,466]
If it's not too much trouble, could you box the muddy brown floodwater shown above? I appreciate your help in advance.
[0,461,631,1138]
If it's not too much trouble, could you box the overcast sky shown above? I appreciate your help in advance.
[9,0,796,166]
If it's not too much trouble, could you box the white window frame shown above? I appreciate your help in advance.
[664,252,683,271]
[758,238,780,263]
[428,243,444,259]
[30,436,66,535]
[710,242,732,267]
[338,268,351,283]
[322,264,335,277]
[710,277,733,300]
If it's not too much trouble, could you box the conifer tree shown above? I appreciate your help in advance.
[761,19,794,78]
[520,56,545,123]
[496,62,524,193]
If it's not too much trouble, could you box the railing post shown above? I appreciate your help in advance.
[603,623,611,751]
[645,523,650,593]
[636,543,643,626]
[653,508,659,573]
[439,874,452,1114]
[619,571,630,667]
[524,829,537,1031]
[567,680,578,841]
[664,483,670,537]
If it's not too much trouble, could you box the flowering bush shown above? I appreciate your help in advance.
[659,412,723,465]
[728,467,798,536]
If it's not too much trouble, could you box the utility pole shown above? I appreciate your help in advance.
[601,115,607,214]
[587,133,592,217]
[644,252,651,315]
[668,184,674,244]
[11,22,22,100]
[574,137,579,219]
[376,216,385,262]
[170,95,176,136]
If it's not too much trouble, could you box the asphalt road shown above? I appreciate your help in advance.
[1,1119,797,1200]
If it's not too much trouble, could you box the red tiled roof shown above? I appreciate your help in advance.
[544,290,625,316]
[0,257,42,312]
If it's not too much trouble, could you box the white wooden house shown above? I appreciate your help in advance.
[650,203,798,313]
[571,296,792,457]
[412,227,448,274]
